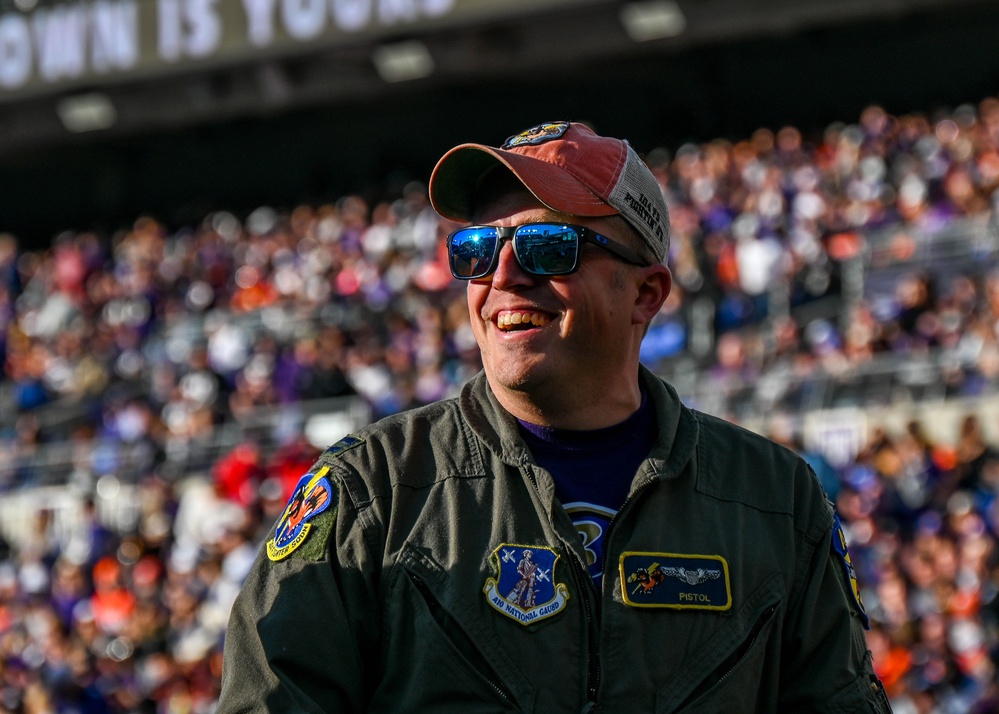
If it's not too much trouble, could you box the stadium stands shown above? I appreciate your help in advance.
[4,96,999,711]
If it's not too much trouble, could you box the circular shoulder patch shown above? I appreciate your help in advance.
[267,466,335,562]
[832,513,870,629]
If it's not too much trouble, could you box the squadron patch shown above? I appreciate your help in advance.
[484,544,570,626]
[502,121,570,149]
[832,513,870,629]
[267,466,335,562]
[620,552,732,610]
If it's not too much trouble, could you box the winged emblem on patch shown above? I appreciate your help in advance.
[620,552,732,609]
[664,567,722,586]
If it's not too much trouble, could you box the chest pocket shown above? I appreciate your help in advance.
[657,574,783,714]
[376,543,535,713]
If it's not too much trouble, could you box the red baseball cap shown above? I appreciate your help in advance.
[429,121,670,263]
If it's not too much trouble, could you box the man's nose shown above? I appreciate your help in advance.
[489,239,535,288]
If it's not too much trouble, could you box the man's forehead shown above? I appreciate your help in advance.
[470,168,540,218]
[470,171,580,221]
[471,195,566,226]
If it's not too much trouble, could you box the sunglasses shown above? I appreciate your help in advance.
[447,223,646,280]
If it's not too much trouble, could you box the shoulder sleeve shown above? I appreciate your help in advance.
[218,438,381,713]
[779,491,893,713]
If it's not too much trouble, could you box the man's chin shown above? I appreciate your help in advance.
[485,361,564,404]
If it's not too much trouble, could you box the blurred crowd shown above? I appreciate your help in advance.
[822,412,999,713]
[3,95,999,711]
[653,100,999,421]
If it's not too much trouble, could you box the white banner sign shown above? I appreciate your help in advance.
[0,0,584,100]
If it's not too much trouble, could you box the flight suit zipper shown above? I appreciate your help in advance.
[408,572,515,704]
[573,476,661,711]
[523,460,601,710]
[552,464,664,710]
[592,473,666,709]
[601,470,662,586]
[572,555,600,707]
[673,603,778,711]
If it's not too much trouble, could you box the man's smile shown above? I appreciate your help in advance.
[496,310,554,331]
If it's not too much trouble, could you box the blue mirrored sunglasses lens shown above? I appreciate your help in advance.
[515,224,580,275]
[449,228,498,278]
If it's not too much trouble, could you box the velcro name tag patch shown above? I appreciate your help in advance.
[620,552,732,610]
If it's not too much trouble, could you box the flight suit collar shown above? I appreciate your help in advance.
[459,371,532,468]
[458,367,699,487]
[637,365,699,487]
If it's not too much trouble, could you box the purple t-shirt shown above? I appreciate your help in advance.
[518,394,657,586]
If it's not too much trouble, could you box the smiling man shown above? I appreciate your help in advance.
[218,122,892,713]
[457,165,667,429]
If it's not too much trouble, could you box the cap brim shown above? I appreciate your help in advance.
[429,143,616,222]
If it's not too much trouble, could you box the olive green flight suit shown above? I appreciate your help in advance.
[219,367,891,713]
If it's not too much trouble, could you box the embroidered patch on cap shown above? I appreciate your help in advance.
[502,121,570,149]
[620,552,732,610]
[267,466,335,562]
[484,544,570,626]
[832,513,870,629]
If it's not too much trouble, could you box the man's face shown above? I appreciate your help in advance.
[466,186,641,413]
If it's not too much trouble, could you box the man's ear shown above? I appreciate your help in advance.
[632,265,672,326]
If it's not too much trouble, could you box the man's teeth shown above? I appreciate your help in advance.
[497,311,550,330]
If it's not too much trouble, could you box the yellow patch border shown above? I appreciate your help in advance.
[619,550,732,610]
[266,466,331,562]
[267,523,312,561]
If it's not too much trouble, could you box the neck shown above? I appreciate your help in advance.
[489,370,643,430]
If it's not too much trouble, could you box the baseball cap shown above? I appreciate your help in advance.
[429,121,670,264]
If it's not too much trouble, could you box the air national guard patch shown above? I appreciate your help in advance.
[620,552,732,610]
[267,466,335,562]
[484,544,570,626]
[832,513,870,629]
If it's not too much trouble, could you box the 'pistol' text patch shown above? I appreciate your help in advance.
[620,552,732,610]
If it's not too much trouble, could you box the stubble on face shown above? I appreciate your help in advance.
[465,181,642,426]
